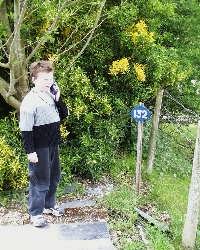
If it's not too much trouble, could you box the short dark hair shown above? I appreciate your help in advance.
[29,60,53,79]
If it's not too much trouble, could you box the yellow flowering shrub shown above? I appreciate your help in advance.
[60,124,70,140]
[40,20,51,33]
[62,27,72,38]
[130,20,155,44]
[73,98,88,120]
[48,54,59,63]
[134,63,146,82]
[0,137,27,191]
[109,57,129,76]
[95,95,113,115]
[177,71,189,82]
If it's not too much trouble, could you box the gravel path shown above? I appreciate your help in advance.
[0,177,114,226]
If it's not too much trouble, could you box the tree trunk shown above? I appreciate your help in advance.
[147,88,164,174]
[0,0,29,110]
[182,121,200,249]
[9,0,29,102]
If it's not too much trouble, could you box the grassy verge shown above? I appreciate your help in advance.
[102,123,198,249]
[102,165,191,249]
[144,173,190,250]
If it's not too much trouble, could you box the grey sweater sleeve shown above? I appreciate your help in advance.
[19,100,35,154]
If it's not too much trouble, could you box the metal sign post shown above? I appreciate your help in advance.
[131,103,151,194]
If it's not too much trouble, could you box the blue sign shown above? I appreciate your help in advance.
[131,104,151,123]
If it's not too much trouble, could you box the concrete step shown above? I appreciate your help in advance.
[0,221,116,250]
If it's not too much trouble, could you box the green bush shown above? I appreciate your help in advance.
[0,136,27,190]
[56,65,129,180]
[0,114,28,191]
[59,120,126,180]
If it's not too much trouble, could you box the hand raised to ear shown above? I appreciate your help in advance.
[49,82,60,102]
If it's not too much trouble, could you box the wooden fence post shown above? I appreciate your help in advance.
[182,120,200,249]
[147,88,164,174]
[136,121,143,194]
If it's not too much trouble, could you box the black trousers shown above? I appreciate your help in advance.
[28,145,60,216]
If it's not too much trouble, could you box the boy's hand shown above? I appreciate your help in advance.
[49,82,60,102]
[28,152,38,163]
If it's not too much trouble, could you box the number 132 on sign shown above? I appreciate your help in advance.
[131,104,151,123]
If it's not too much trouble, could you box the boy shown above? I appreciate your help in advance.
[19,60,68,227]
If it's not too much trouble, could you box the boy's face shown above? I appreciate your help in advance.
[32,71,54,91]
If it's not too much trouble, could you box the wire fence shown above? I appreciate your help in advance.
[160,90,198,145]
[147,90,198,177]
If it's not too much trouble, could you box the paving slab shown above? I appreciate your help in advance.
[58,221,109,240]
[60,199,96,210]
[0,222,116,250]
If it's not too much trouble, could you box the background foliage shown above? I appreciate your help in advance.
[0,0,200,189]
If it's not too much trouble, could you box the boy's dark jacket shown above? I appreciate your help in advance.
[55,96,69,123]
